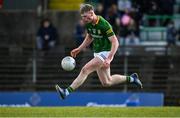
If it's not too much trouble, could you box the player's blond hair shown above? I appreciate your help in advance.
[80,4,94,14]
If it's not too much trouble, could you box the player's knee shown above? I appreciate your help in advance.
[81,67,89,75]
[102,81,111,87]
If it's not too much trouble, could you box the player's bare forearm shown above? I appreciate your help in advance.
[71,34,92,58]
[78,33,92,50]
[108,35,119,61]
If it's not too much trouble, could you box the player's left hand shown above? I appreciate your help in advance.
[71,48,81,58]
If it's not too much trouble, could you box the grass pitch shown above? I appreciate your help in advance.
[0,107,180,117]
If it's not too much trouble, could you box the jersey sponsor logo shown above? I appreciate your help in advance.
[91,34,103,38]
[106,28,113,35]
[88,28,102,35]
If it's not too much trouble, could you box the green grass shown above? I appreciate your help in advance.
[0,107,180,117]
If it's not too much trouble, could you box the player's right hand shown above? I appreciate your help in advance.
[71,48,81,58]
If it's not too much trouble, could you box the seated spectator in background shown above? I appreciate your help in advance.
[165,21,177,55]
[125,32,139,45]
[119,10,131,45]
[36,18,58,51]
[119,8,139,46]
[74,19,86,47]
[166,21,177,46]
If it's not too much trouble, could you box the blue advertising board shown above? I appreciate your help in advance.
[0,92,164,107]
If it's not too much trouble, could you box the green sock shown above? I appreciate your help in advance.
[126,76,135,83]
[67,86,74,93]
[126,76,131,83]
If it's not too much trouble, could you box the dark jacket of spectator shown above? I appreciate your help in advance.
[166,21,177,45]
[37,19,58,50]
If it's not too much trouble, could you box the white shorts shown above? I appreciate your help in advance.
[94,51,110,62]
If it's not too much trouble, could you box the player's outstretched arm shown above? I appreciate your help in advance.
[78,33,92,50]
[71,34,92,58]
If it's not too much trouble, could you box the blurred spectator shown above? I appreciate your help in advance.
[36,18,58,51]
[119,10,131,45]
[117,0,132,12]
[125,32,139,45]
[125,16,139,45]
[166,21,177,46]
[99,0,117,14]
[119,9,140,45]
[147,1,161,26]
[165,21,177,55]
[106,4,120,35]
[148,1,161,15]
[127,15,137,34]
[74,19,86,47]
[121,12,131,26]
[95,3,105,18]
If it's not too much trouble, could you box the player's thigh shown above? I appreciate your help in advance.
[96,67,111,83]
[82,57,103,73]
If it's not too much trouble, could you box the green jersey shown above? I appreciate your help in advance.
[85,16,115,53]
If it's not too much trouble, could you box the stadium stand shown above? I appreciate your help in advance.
[0,0,180,106]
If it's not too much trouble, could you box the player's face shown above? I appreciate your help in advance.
[81,11,94,24]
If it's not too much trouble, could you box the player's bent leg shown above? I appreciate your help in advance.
[97,67,143,89]
[70,57,103,90]
[97,67,127,87]
[109,72,143,89]
[96,67,111,86]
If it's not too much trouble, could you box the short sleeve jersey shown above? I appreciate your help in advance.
[85,16,115,53]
